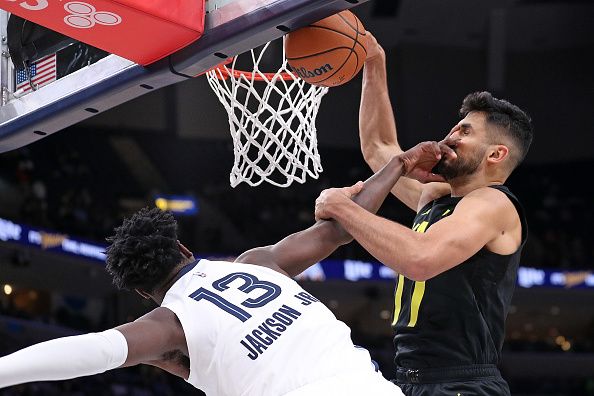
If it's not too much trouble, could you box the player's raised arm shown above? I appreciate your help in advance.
[359,33,450,211]
[236,141,446,277]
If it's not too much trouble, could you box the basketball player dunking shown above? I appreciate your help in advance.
[0,141,453,395]
[314,33,533,396]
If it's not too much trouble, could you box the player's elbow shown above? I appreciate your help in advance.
[360,140,380,167]
[407,266,434,282]
[383,248,432,281]
[407,243,456,281]
[360,142,395,172]
[403,254,433,282]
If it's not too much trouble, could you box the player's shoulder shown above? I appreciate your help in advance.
[459,185,519,220]
[464,185,513,203]
[136,307,184,336]
[144,306,180,322]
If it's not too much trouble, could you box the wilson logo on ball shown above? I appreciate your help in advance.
[289,64,334,79]
[284,10,367,87]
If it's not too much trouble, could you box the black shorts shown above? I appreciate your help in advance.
[394,364,511,396]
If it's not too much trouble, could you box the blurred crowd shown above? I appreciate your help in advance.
[0,365,201,396]
[0,146,120,242]
[0,130,591,269]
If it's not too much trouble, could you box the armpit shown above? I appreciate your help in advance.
[148,349,191,379]
[161,349,190,370]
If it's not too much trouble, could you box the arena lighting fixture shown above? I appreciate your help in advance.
[3,284,12,295]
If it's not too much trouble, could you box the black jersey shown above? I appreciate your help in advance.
[392,185,527,369]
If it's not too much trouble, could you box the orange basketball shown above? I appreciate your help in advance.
[285,10,367,87]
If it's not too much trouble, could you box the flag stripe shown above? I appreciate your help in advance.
[35,63,55,74]
[29,68,55,82]
[35,60,55,70]
[21,74,57,92]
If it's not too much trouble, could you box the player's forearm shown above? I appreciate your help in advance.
[269,157,406,276]
[354,155,405,213]
[328,201,429,280]
[264,220,349,277]
[307,155,405,248]
[359,54,402,169]
[0,330,128,389]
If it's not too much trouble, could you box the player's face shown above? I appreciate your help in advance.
[436,112,489,181]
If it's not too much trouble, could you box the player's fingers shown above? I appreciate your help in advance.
[316,189,330,203]
[441,136,461,145]
[418,141,441,158]
[347,181,364,197]
[439,140,458,160]
[314,205,330,221]
[314,202,322,221]
[429,141,442,159]
[444,124,459,140]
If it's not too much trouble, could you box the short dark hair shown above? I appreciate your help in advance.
[460,91,533,169]
[105,207,183,293]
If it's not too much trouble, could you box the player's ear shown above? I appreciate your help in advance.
[487,144,509,165]
[177,240,194,259]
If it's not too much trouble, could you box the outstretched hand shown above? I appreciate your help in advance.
[400,139,459,183]
[315,181,364,221]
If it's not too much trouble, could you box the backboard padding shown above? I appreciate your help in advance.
[0,0,370,152]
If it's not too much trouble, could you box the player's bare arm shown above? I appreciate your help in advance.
[0,307,191,388]
[235,181,382,276]
[115,308,190,379]
[236,142,444,276]
[315,186,521,281]
[234,199,360,278]
[236,141,446,277]
[359,33,451,211]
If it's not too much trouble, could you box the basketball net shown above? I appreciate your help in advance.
[206,39,329,187]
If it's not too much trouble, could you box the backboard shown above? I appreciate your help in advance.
[0,0,370,153]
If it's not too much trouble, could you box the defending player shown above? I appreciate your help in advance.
[0,141,451,395]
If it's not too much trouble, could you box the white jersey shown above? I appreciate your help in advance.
[161,259,402,396]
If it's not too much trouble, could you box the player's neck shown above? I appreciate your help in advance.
[449,175,504,197]
[152,257,196,304]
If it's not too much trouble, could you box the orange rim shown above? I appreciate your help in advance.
[203,57,296,81]
[213,66,295,81]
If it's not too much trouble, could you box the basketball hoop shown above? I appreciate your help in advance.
[206,39,329,187]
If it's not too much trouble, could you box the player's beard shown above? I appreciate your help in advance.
[436,147,485,181]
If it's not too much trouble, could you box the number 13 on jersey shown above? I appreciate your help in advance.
[189,272,282,322]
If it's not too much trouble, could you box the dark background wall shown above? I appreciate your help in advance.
[80,1,594,164]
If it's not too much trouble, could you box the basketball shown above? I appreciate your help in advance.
[284,10,367,87]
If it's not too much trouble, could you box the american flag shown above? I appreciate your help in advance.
[16,54,57,94]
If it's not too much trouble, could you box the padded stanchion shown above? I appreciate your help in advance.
[1,0,205,65]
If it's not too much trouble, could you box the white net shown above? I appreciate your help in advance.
[206,40,329,187]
